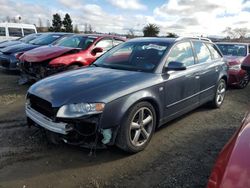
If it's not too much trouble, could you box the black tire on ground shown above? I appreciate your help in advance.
[116,101,156,153]
[237,73,249,89]
[210,79,226,108]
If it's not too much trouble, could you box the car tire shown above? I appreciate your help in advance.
[116,101,156,153]
[210,79,226,108]
[237,73,249,89]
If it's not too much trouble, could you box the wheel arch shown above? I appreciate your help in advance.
[68,61,85,67]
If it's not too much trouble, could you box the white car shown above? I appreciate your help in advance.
[0,23,37,42]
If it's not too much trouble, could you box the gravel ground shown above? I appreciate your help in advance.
[0,71,249,188]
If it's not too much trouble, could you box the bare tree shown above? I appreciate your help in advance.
[223,27,237,39]
[234,28,249,39]
[38,18,43,28]
[5,16,11,22]
[89,24,93,33]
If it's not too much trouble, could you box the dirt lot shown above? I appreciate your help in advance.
[0,71,249,188]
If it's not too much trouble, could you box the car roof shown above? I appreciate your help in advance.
[216,42,249,45]
[71,34,126,40]
[128,37,212,44]
[129,37,176,43]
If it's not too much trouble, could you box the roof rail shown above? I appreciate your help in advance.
[175,36,212,42]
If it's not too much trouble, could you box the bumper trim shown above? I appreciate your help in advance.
[26,105,69,135]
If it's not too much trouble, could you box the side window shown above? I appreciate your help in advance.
[95,39,113,51]
[113,39,124,46]
[193,41,212,63]
[206,43,222,59]
[23,28,36,36]
[166,42,195,67]
[0,27,6,36]
[8,27,22,37]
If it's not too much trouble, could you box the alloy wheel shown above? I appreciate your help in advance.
[239,73,249,88]
[216,81,226,105]
[129,107,154,147]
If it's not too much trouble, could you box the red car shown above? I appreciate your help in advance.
[19,34,125,83]
[242,54,250,74]
[207,111,250,188]
[216,42,250,88]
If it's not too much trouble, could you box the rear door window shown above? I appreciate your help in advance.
[23,28,36,36]
[193,41,212,63]
[0,27,6,36]
[166,42,195,67]
[8,27,22,37]
[95,38,113,51]
[206,43,222,59]
[113,39,124,46]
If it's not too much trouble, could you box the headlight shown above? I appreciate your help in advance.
[229,64,241,70]
[56,103,105,118]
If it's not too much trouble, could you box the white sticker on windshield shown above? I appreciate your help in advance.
[143,44,167,51]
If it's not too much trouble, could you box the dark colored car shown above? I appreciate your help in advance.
[0,33,71,71]
[25,37,228,153]
[207,111,250,188]
[19,34,125,82]
[0,33,41,49]
[217,42,250,88]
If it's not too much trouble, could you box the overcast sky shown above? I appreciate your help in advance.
[1,0,250,37]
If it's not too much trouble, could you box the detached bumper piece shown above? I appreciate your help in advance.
[26,105,70,135]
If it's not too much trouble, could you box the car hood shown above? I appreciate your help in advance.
[207,112,250,188]
[20,45,80,62]
[0,43,39,54]
[28,67,160,107]
[0,40,22,48]
[223,56,245,66]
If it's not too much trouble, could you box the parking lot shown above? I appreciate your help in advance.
[0,71,248,188]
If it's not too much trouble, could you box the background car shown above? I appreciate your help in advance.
[242,54,250,74]
[217,42,250,88]
[0,32,71,71]
[0,33,41,49]
[0,22,37,42]
[18,34,125,83]
[25,37,228,153]
[207,111,250,188]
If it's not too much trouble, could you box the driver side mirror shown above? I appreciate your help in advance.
[164,61,186,71]
[91,47,103,55]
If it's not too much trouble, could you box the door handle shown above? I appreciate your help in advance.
[215,67,219,72]
[195,75,200,79]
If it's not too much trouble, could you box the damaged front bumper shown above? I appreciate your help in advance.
[19,61,66,84]
[26,104,115,147]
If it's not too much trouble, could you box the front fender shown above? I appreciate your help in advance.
[100,85,164,129]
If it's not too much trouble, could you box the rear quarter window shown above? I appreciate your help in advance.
[23,28,36,36]
[193,41,212,63]
[0,27,6,36]
[8,27,22,37]
[206,43,222,59]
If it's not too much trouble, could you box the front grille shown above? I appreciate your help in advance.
[28,94,57,119]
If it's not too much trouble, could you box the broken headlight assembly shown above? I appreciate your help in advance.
[56,103,105,118]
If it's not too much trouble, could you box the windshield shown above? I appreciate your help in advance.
[19,33,41,43]
[54,35,95,49]
[217,44,247,57]
[29,34,63,45]
[94,41,169,72]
